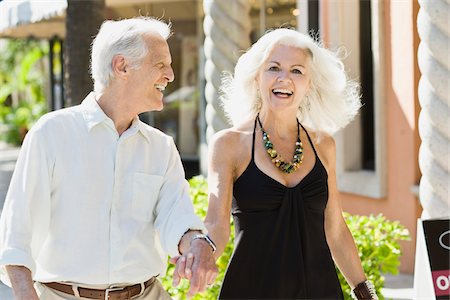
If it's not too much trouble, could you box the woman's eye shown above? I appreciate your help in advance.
[292,69,302,74]
[268,66,279,71]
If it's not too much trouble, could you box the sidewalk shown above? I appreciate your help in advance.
[0,282,13,299]
[0,142,19,216]
[0,141,18,300]
[382,273,414,300]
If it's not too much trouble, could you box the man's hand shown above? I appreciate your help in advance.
[171,236,218,298]
[6,265,39,300]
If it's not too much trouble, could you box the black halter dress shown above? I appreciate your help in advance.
[218,118,344,299]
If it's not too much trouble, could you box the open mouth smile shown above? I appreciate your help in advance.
[155,84,166,92]
[272,88,293,97]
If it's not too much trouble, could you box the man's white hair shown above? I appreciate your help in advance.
[91,17,171,94]
[220,28,361,136]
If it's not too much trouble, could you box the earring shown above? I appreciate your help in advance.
[305,96,311,111]
[255,89,262,110]
[299,96,311,115]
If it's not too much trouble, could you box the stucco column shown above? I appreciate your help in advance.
[202,0,251,141]
[417,0,450,218]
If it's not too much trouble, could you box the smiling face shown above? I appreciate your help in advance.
[257,44,311,114]
[126,34,175,112]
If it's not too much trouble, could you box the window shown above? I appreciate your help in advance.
[325,0,387,198]
[359,0,375,171]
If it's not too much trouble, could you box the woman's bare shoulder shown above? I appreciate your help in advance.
[210,119,255,149]
[305,129,336,169]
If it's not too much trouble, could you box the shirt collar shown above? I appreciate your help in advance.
[81,92,151,143]
[131,117,151,143]
[81,92,109,131]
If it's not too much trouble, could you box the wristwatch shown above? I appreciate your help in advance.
[351,280,378,300]
[191,234,217,254]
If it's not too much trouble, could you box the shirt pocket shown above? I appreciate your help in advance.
[132,173,164,222]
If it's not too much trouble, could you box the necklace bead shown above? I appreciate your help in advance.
[257,114,304,174]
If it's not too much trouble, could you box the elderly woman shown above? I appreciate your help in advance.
[204,28,377,299]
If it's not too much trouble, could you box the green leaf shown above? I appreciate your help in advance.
[0,39,48,145]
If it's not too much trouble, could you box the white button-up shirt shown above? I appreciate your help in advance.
[0,92,205,286]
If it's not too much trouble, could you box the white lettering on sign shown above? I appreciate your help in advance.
[439,230,450,250]
[436,275,450,291]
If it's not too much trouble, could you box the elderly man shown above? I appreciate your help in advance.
[0,17,217,300]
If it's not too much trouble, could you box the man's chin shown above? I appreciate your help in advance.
[147,101,164,112]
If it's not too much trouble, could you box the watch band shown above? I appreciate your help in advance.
[351,280,378,300]
[191,234,217,253]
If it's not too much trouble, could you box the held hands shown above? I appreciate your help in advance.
[170,238,218,298]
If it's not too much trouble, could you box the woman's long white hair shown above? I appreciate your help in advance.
[220,28,361,136]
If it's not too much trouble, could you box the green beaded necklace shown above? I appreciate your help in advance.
[256,114,304,174]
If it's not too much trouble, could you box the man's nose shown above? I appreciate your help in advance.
[165,66,175,82]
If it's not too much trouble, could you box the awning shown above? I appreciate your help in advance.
[0,0,67,38]
[0,0,197,39]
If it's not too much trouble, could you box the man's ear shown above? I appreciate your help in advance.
[111,55,127,79]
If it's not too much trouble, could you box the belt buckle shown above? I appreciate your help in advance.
[105,286,125,300]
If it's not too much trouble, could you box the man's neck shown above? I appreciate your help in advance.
[96,90,137,136]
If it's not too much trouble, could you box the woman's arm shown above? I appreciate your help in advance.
[204,130,236,259]
[318,136,367,287]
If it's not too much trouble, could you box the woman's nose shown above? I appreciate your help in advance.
[277,70,291,82]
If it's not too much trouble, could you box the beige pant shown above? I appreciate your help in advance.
[34,281,172,300]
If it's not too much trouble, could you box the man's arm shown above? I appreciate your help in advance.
[153,138,207,256]
[153,138,217,297]
[0,125,52,297]
[172,230,217,298]
[6,265,38,300]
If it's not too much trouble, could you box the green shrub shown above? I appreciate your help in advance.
[337,213,410,299]
[161,176,410,300]
[2,101,46,145]
[0,39,49,145]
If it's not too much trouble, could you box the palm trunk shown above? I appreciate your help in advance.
[64,0,105,107]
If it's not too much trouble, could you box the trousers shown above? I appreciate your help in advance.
[34,280,173,300]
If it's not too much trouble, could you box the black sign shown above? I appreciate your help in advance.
[423,219,450,299]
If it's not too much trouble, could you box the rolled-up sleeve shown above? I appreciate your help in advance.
[0,126,51,285]
[154,138,206,257]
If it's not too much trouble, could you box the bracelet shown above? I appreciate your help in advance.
[191,234,217,254]
[351,280,378,300]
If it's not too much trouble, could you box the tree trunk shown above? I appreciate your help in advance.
[64,0,105,107]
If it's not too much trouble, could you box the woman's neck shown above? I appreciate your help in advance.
[257,109,299,140]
